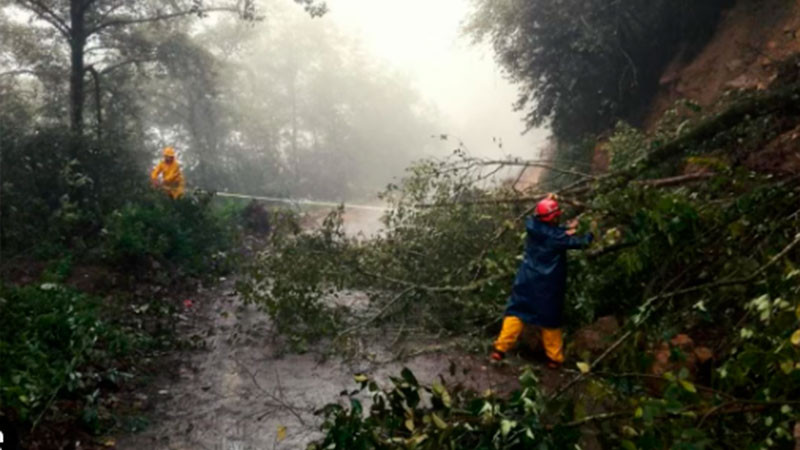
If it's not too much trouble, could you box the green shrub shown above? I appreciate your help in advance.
[0,126,144,256]
[254,85,800,447]
[0,284,137,427]
[103,192,237,275]
[238,207,348,351]
[311,367,580,450]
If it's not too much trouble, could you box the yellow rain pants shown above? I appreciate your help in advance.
[493,316,564,363]
[151,160,185,199]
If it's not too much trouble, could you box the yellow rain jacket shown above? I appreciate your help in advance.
[151,148,185,199]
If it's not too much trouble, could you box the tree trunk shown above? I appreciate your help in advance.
[86,66,102,139]
[69,0,86,136]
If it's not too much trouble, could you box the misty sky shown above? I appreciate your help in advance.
[324,0,551,160]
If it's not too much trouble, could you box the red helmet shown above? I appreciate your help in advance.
[535,197,561,223]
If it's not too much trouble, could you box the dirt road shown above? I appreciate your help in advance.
[117,278,515,450]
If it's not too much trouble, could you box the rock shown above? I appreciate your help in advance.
[670,333,694,350]
[648,334,715,392]
[726,59,743,72]
[572,316,620,359]
[694,346,714,364]
[725,74,758,90]
[793,422,800,450]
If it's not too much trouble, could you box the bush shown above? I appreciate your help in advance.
[103,191,237,275]
[0,284,139,428]
[238,207,348,351]
[254,83,800,447]
[311,367,580,450]
[0,126,145,257]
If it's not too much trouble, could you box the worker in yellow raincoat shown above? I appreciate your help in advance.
[150,147,185,199]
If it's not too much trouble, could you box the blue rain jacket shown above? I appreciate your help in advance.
[505,217,593,328]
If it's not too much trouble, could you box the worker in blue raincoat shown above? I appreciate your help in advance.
[491,195,593,368]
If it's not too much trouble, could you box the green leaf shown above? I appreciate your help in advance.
[679,380,697,394]
[500,419,516,437]
[401,367,418,386]
[791,329,800,347]
[432,413,448,430]
[350,398,363,416]
[354,374,368,383]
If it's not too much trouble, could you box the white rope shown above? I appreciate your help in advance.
[215,191,390,212]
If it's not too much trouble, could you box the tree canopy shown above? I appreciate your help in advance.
[466,0,732,141]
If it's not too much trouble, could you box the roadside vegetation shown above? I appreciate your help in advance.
[241,46,800,450]
[3,0,800,448]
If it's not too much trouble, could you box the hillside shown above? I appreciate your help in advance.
[648,0,800,124]
[589,0,800,175]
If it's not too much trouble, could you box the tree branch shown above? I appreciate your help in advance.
[415,194,585,209]
[17,0,71,38]
[0,69,41,78]
[466,158,596,180]
[415,172,712,209]
[550,232,800,401]
[88,6,239,36]
[99,57,157,75]
[85,65,102,138]
[635,172,714,187]
[335,287,415,339]
[360,270,509,293]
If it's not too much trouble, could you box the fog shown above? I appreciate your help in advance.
[0,0,552,202]
[325,0,550,159]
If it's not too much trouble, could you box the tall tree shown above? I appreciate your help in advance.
[466,0,731,141]
[195,2,438,199]
[4,0,324,137]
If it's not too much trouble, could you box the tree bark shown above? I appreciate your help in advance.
[86,65,102,139]
[69,0,87,136]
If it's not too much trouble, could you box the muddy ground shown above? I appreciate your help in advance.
[115,277,525,450]
[113,205,576,449]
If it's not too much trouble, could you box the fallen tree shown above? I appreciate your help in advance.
[240,76,800,449]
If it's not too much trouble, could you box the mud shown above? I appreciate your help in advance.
[116,279,517,450]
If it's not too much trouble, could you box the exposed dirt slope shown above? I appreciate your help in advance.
[647,0,800,126]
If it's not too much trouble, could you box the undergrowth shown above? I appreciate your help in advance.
[0,284,155,434]
[243,77,800,448]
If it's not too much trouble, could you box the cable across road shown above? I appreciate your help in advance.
[215,191,390,212]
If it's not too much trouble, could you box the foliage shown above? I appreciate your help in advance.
[103,191,237,275]
[0,0,435,201]
[606,122,648,171]
[311,368,580,450]
[0,284,144,429]
[0,126,144,257]
[238,156,525,349]
[465,0,732,141]
[238,207,350,350]
[248,79,800,447]
[0,125,237,276]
